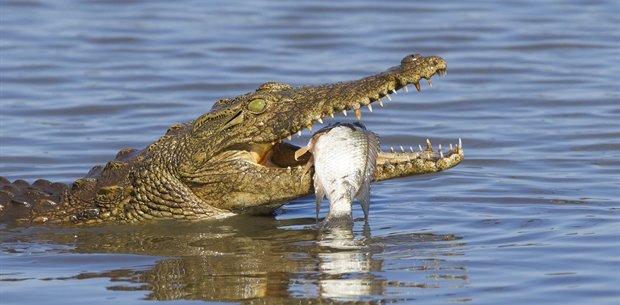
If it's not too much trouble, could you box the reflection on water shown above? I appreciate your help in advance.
[317,223,379,301]
[0,217,466,303]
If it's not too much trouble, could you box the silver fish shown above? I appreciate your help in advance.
[295,122,380,224]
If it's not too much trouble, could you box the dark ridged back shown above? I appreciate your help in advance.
[0,146,143,223]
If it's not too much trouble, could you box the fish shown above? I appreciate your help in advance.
[295,122,380,224]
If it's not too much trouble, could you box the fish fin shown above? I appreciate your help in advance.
[295,138,315,183]
[313,172,325,221]
[300,156,313,184]
[294,145,310,161]
[364,130,381,182]
[356,130,380,221]
[355,179,371,221]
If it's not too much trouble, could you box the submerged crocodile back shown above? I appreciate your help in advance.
[0,147,142,224]
[0,177,67,222]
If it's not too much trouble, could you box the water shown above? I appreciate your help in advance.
[1,0,618,304]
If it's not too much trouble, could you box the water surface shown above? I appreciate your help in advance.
[1,0,619,304]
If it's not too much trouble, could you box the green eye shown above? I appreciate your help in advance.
[248,98,267,113]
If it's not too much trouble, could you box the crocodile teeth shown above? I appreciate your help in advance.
[391,89,397,95]
[404,85,409,92]
[287,135,292,141]
[390,146,395,153]
[449,143,454,152]
[419,144,423,152]
[440,150,444,158]
[386,94,392,101]
[355,109,362,120]
[329,112,334,118]
[409,146,414,153]
[426,138,432,150]
[317,118,323,124]
[459,138,463,148]
[297,130,302,137]
[342,110,347,116]
[377,98,384,107]
[414,82,421,92]
[367,103,373,112]
[427,79,433,87]
[307,124,313,131]
[400,146,405,153]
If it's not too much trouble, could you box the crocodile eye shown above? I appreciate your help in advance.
[248,98,267,113]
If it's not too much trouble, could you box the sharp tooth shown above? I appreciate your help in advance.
[287,166,291,171]
[459,138,463,148]
[400,146,405,153]
[329,112,334,118]
[404,85,409,92]
[307,124,313,131]
[419,144,423,152]
[427,79,433,87]
[377,98,384,107]
[391,89,397,95]
[409,146,414,153]
[450,143,454,152]
[355,109,362,120]
[440,150,444,158]
[297,130,302,137]
[390,146,395,153]
[367,103,373,112]
[386,94,392,101]
[438,144,442,152]
[443,70,447,77]
[287,135,292,141]
[414,82,421,91]
[342,110,347,116]
[317,118,323,124]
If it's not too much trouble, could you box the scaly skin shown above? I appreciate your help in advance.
[0,54,463,224]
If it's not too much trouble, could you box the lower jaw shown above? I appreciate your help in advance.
[246,138,462,175]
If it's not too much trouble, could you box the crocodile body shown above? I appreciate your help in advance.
[0,54,464,224]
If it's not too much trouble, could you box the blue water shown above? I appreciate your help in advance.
[1,0,619,304]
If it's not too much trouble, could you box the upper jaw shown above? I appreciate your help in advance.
[264,54,448,145]
[226,54,450,168]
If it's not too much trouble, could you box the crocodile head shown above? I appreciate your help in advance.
[178,54,463,214]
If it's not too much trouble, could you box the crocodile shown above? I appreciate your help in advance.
[0,54,464,224]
